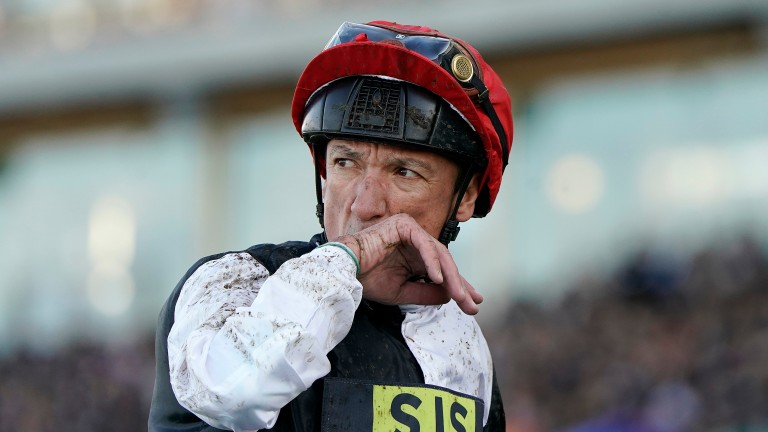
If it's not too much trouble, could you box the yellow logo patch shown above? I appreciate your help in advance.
[372,385,478,432]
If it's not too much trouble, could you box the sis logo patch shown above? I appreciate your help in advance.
[321,378,483,431]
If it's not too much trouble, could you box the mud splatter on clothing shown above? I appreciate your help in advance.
[167,246,493,430]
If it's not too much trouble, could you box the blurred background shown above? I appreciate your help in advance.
[1,0,767,430]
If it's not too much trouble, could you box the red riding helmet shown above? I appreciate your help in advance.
[291,20,513,226]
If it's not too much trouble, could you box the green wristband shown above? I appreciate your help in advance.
[320,242,360,275]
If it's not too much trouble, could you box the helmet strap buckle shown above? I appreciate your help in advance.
[438,219,461,245]
[438,165,475,246]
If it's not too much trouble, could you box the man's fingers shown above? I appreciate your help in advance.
[454,288,479,315]
[426,250,479,315]
[461,275,484,304]
[348,214,481,315]
[407,231,444,284]
[402,221,480,315]
[446,270,482,315]
[398,280,480,315]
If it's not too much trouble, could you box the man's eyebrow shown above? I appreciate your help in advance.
[327,144,365,159]
[327,144,434,172]
[389,156,434,173]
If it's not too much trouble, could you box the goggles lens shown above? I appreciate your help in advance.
[326,22,455,64]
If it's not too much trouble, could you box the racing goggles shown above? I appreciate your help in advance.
[325,22,509,169]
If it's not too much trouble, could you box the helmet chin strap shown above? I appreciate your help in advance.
[313,142,472,247]
[312,143,328,245]
[438,166,474,246]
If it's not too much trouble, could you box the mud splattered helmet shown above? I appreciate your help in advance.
[291,20,513,244]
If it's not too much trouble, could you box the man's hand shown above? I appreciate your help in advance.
[333,214,483,315]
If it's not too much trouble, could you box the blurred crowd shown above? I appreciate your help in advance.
[0,235,766,432]
[491,236,768,432]
[0,337,154,431]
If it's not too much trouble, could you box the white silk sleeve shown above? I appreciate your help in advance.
[167,246,362,431]
[399,302,494,426]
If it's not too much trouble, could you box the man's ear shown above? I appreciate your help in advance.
[456,174,481,222]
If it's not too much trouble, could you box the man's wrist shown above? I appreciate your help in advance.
[319,240,360,275]
[334,235,362,259]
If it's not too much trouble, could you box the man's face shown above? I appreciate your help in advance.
[322,139,468,240]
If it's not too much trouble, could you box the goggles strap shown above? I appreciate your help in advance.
[438,166,475,246]
[472,78,509,171]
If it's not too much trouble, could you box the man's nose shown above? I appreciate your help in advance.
[350,175,387,221]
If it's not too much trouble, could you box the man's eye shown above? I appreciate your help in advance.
[335,158,353,168]
[396,168,418,178]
